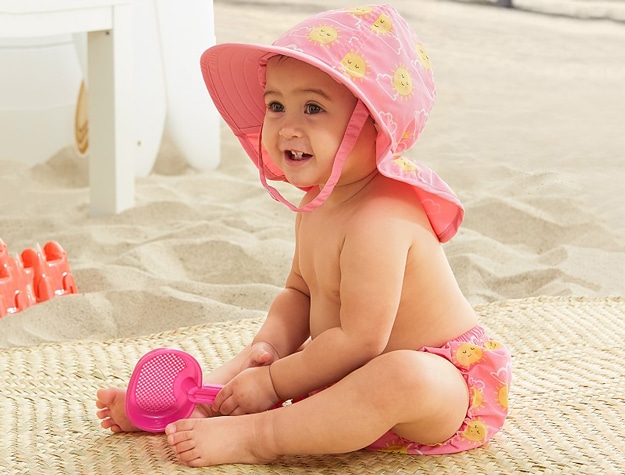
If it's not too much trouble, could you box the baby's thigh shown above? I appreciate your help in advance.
[383,351,469,446]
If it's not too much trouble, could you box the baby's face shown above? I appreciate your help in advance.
[262,57,375,189]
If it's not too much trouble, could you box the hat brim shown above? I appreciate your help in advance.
[200,43,463,243]
[200,43,391,180]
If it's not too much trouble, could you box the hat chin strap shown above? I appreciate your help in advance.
[258,100,371,213]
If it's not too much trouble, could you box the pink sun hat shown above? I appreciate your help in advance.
[200,4,463,242]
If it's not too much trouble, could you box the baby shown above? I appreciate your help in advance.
[96,4,511,467]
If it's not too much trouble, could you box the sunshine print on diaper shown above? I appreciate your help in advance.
[367,327,511,455]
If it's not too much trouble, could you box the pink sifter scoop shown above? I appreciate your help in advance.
[125,348,223,432]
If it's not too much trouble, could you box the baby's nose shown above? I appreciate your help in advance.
[279,115,304,139]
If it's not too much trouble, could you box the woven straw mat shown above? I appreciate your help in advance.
[1,296,624,474]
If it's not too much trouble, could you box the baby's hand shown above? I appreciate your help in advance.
[212,366,279,416]
[240,341,280,371]
[202,341,280,388]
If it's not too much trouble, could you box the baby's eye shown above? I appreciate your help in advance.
[267,101,284,113]
[305,103,323,114]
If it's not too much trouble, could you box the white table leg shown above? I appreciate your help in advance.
[87,3,134,215]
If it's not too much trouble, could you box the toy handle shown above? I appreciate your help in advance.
[188,384,223,404]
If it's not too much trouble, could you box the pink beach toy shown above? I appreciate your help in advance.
[0,238,35,317]
[125,348,223,433]
[1,238,77,317]
[21,241,78,303]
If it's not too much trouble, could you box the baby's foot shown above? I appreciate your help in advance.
[166,415,278,467]
[96,387,215,433]
[95,388,139,433]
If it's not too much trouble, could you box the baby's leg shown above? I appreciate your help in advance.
[166,350,468,466]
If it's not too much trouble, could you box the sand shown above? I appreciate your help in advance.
[0,0,623,348]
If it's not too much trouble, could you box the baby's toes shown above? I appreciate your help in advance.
[166,419,197,435]
[98,416,112,428]
[95,407,110,420]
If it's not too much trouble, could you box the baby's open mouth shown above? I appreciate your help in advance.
[287,150,312,161]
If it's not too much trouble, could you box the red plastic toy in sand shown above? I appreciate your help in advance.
[0,238,78,318]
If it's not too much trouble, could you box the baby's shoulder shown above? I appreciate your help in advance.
[344,179,438,243]
[348,195,427,236]
[360,178,429,220]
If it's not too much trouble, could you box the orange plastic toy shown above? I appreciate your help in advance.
[0,238,78,318]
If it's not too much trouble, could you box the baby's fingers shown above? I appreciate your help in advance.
[215,394,238,416]
[211,386,232,414]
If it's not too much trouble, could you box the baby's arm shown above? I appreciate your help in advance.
[269,215,415,399]
[207,224,312,382]
[205,341,279,384]
[210,216,313,413]
[248,215,312,360]
[202,285,309,385]
[207,284,310,383]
